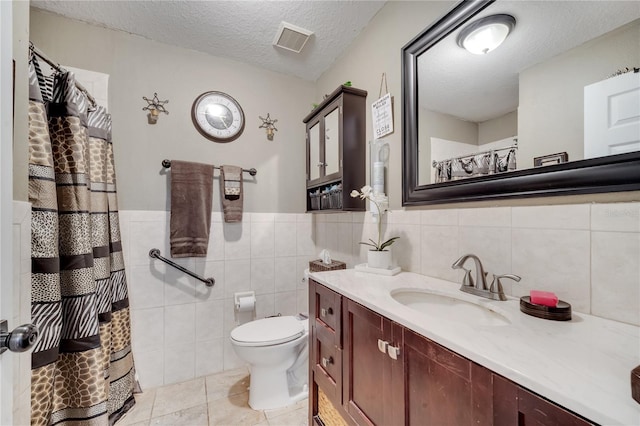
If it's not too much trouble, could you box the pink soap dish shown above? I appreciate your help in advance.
[520,296,572,321]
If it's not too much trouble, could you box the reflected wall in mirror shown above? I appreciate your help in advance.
[402,0,640,206]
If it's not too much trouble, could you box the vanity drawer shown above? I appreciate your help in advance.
[313,322,343,407]
[314,282,341,334]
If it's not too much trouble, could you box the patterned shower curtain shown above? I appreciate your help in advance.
[27,54,136,425]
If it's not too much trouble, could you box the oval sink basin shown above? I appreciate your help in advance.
[391,289,511,326]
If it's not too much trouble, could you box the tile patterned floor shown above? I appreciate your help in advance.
[117,367,308,426]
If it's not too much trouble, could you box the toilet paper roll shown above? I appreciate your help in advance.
[236,296,256,312]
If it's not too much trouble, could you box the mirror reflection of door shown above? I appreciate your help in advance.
[584,71,640,159]
[416,1,640,186]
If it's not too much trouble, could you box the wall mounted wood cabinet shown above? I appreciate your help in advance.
[309,279,594,426]
[303,85,367,212]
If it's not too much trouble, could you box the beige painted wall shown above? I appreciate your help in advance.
[22,5,640,212]
[518,20,640,169]
[418,108,517,184]
[29,9,315,212]
[418,107,477,184]
[12,1,29,202]
[478,110,517,145]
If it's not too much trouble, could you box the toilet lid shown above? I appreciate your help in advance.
[231,316,305,346]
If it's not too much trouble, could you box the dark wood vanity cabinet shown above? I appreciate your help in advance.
[303,85,367,212]
[493,374,592,426]
[404,327,496,425]
[309,279,594,426]
[343,298,404,425]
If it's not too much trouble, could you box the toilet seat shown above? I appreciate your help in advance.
[231,316,305,347]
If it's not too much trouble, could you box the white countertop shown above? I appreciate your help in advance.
[310,269,640,426]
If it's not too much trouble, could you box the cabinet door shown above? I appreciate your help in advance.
[343,299,395,425]
[324,104,341,177]
[493,373,519,426]
[404,328,476,426]
[308,121,322,181]
[493,373,593,426]
[518,388,593,426]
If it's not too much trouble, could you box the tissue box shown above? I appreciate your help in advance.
[309,259,346,273]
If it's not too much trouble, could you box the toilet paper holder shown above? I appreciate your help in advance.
[234,291,256,312]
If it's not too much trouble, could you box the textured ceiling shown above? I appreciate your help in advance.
[30,0,387,82]
[420,1,640,123]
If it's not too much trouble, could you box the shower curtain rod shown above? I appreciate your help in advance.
[29,42,97,107]
[432,142,518,168]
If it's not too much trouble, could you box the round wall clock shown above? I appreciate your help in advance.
[191,91,245,142]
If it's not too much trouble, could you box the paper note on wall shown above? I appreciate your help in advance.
[372,93,393,139]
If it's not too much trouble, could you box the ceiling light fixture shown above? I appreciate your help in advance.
[456,14,516,55]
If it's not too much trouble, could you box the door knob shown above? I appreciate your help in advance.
[0,320,39,355]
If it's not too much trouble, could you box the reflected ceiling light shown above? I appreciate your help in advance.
[457,14,516,55]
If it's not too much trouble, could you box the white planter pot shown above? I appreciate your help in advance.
[368,250,392,270]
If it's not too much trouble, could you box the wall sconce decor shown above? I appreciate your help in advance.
[259,113,278,140]
[142,93,169,124]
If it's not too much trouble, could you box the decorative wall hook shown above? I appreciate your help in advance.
[142,93,169,124]
[259,113,278,140]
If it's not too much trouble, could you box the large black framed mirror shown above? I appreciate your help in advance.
[402,0,640,206]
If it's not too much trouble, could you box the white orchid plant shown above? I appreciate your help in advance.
[350,185,399,251]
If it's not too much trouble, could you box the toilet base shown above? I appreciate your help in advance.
[247,364,308,410]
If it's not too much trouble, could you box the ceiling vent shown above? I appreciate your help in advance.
[273,21,313,53]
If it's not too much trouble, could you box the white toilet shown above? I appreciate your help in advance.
[230,315,309,410]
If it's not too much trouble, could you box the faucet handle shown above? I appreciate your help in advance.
[489,274,521,300]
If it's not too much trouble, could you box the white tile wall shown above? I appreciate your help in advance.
[331,203,639,329]
[122,211,314,389]
[121,202,640,390]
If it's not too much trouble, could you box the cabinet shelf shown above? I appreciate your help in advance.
[304,85,367,213]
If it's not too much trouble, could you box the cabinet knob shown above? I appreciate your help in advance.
[321,356,334,368]
[320,307,333,317]
[316,162,324,168]
[387,345,401,360]
[377,339,389,353]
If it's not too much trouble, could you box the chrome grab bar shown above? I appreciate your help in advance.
[148,248,215,287]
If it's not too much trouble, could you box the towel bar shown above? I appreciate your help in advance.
[161,159,257,177]
[149,248,215,287]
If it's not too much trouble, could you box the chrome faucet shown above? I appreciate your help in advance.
[452,254,487,291]
[452,254,520,301]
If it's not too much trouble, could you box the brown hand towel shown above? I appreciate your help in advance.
[169,160,214,258]
[220,165,243,223]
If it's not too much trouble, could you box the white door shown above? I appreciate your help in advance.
[584,71,640,159]
[0,1,15,425]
